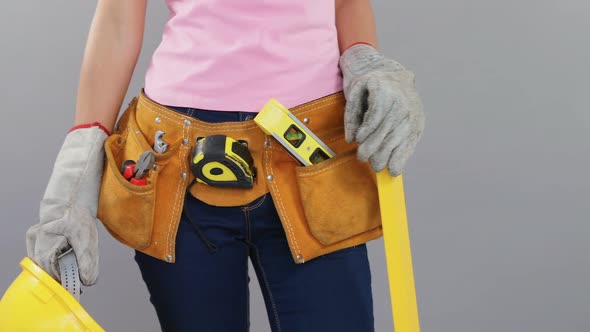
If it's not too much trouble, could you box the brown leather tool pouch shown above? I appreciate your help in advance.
[97,90,270,263]
[97,90,384,264]
[97,97,181,252]
[264,94,384,263]
[295,148,381,246]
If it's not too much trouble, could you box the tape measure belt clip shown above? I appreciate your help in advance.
[190,135,257,189]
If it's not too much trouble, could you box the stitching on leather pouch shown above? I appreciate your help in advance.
[129,123,152,154]
[175,132,191,253]
[141,99,258,131]
[167,131,189,257]
[297,155,357,178]
[136,92,343,259]
[106,134,155,194]
[139,98,260,131]
[139,90,341,122]
[296,100,342,117]
[265,148,301,256]
[166,139,181,257]
[130,98,184,254]
[138,95,343,132]
[292,94,343,114]
[138,99,184,125]
[107,171,154,195]
[128,121,179,164]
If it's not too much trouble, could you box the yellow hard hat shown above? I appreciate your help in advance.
[0,254,105,331]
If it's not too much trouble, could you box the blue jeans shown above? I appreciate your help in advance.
[134,106,375,332]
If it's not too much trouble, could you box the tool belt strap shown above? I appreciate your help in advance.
[98,89,383,264]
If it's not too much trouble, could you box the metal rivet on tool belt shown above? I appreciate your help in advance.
[152,164,158,171]
[155,117,161,124]
[181,172,187,179]
[303,118,310,124]
[183,138,189,145]
[184,119,191,126]
[166,255,172,262]
[264,141,271,148]
[296,254,303,261]
[267,175,274,181]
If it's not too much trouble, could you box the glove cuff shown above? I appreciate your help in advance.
[342,41,375,53]
[68,121,110,136]
[40,126,108,221]
[339,44,405,78]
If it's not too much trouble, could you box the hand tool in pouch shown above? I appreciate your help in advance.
[154,131,168,153]
[121,151,155,186]
[255,98,421,332]
[254,98,335,165]
[135,151,156,178]
[190,135,256,188]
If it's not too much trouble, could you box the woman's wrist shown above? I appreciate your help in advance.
[344,41,375,52]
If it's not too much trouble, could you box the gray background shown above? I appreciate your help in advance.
[1,1,588,331]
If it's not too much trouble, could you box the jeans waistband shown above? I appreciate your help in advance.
[165,105,257,123]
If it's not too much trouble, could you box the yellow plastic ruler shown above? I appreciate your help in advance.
[376,171,421,332]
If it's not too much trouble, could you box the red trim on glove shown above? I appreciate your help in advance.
[68,122,111,136]
[344,42,375,52]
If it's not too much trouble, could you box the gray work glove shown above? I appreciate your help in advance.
[340,44,425,176]
[26,124,108,286]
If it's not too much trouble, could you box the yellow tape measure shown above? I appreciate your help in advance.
[255,98,420,332]
[190,135,256,188]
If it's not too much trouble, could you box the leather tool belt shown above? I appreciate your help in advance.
[97,89,383,263]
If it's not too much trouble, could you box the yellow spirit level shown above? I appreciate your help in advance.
[254,99,335,165]
[190,135,256,188]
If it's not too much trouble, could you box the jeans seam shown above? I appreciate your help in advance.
[242,194,267,211]
[248,212,252,243]
[242,210,251,331]
[246,250,251,332]
[252,247,282,332]
[243,209,252,243]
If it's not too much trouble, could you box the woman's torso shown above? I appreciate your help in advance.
[144,0,343,112]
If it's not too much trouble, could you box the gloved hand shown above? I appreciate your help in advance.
[26,123,109,286]
[339,44,425,176]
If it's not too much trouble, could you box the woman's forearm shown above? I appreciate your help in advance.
[335,0,378,54]
[75,0,147,132]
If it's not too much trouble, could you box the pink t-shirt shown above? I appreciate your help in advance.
[144,0,343,112]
